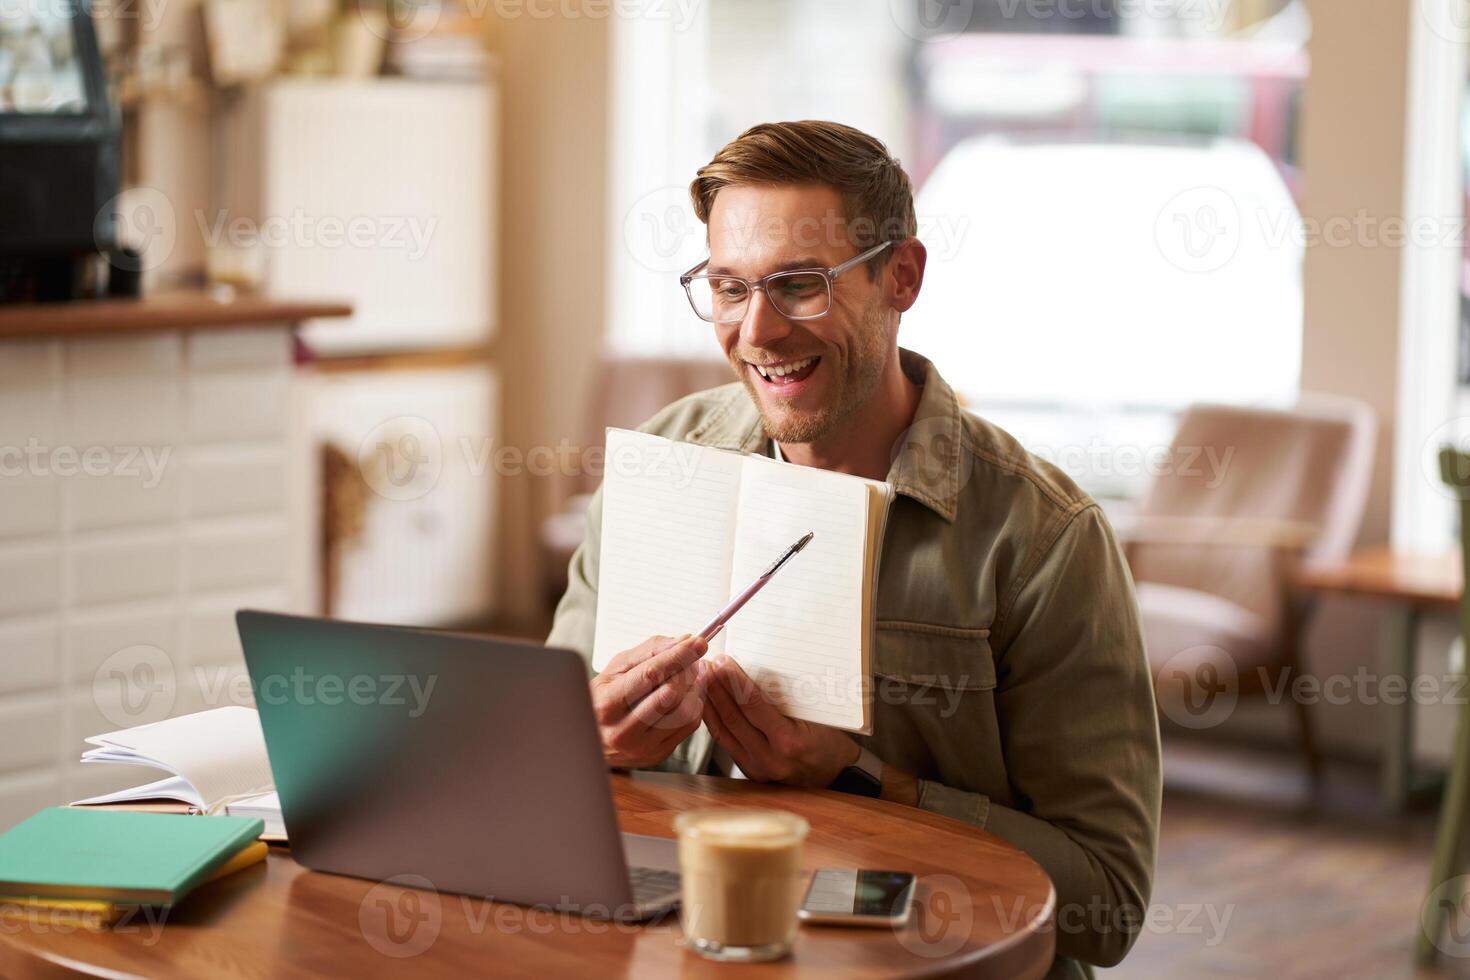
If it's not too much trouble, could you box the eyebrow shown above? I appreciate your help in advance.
[705,257,828,277]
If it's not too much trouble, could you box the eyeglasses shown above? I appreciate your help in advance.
[679,241,896,324]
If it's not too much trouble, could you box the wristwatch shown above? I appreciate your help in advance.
[828,746,884,798]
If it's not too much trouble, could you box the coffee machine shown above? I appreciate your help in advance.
[0,2,131,303]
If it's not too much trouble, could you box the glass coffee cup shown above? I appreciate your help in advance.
[675,808,810,962]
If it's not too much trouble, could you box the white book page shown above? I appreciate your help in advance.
[228,792,285,838]
[72,774,205,809]
[592,429,743,671]
[83,706,273,812]
[725,455,872,732]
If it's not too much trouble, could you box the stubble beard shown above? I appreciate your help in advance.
[731,299,894,447]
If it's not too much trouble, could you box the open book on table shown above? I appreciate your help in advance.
[592,428,894,734]
[70,706,284,841]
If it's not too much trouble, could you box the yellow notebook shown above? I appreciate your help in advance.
[0,839,267,929]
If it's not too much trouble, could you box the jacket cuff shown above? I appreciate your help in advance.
[917,779,991,828]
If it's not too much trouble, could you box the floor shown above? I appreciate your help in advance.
[1108,740,1469,979]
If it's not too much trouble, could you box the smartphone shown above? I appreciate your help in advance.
[797,869,918,926]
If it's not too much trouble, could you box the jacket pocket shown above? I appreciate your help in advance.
[873,621,996,691]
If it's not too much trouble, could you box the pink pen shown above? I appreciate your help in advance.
[697,532,815,643]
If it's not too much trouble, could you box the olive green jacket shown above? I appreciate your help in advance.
[548,350,1161,972]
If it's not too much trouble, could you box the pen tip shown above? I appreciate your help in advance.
[796,531,814,550]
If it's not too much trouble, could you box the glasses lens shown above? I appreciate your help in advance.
[685,275,749,323]
[767,272,830,319]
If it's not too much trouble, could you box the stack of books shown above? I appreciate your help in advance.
[0,808,266,929]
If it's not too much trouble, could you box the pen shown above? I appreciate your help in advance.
[697,532,815,643]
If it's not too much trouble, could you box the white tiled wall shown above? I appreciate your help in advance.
[0,327,302,829]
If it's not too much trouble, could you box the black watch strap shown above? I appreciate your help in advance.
[828,747,884,798]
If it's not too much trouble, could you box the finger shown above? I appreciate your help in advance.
[668,656,708,695]
[627,677,681,728]
[612,634,708,706]
[702,701,765,780]
[653,691,706,752]
[629,675,705,731]
[655,715,703,756]
[592,636,682,726]
[617,655,708,733]
[715,656,793,736]
[665,678,707,731]
[704,665,770,762]
[692,658,715,694]
[658,664,703,725]
[601,634,679,676]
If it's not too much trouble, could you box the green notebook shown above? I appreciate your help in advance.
[0,807,264,905]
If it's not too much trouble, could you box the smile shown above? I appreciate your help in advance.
[750,356,821,385]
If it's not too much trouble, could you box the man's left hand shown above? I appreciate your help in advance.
[699,654,859,787]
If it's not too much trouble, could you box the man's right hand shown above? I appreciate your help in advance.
[591,634,709,769]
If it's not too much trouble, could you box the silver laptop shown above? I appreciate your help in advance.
[235,609,681,919]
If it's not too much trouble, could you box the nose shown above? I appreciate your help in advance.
[739,288,793,350]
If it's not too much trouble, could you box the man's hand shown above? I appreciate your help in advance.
[700,654,859,787]
[592,634,708,769]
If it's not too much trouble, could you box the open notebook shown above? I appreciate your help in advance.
[71,706,284,841]
[593,428,894,734]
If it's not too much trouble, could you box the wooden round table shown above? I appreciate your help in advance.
[0,773,1056,979]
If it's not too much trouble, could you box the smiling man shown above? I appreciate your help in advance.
[548,121,1161,977]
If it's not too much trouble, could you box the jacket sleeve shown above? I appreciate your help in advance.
[545,485,604,670]
[914,504,1161,969]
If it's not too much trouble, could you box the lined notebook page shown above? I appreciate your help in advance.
[592,429,743,670]
[725,454,873,733]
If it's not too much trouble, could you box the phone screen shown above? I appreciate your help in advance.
[803,869,916,918]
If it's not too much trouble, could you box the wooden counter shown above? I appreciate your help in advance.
[0,292,352,339]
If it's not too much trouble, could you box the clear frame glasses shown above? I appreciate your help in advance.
[679,240,895,324]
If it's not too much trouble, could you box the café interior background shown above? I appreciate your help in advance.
[4,0,1470,974]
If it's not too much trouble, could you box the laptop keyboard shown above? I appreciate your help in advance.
[629,866,681,906]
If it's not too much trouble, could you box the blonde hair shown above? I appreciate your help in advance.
[690,120,916,274]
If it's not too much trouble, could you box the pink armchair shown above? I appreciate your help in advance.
[1123,396,1376,783]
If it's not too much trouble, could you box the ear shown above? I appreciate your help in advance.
[887,238,927,314]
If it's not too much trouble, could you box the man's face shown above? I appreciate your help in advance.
[706,184,896,444]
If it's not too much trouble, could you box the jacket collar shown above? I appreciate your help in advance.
[687,348,963,523]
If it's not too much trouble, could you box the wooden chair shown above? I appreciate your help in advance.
[1417,446,1470,963]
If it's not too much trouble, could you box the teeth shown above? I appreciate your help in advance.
[756,357,815,380]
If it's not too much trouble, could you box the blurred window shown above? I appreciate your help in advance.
[907,136,1302,499]
[0,7,88,113]
[608,0,1309,501]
